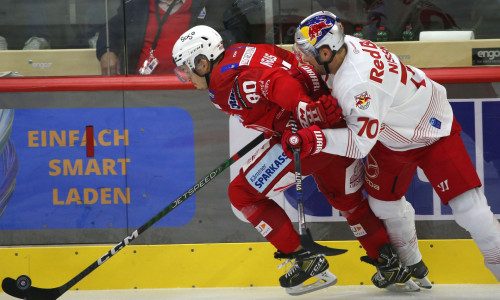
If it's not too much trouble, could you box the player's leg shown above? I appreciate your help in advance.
[229,139,299,253]
[449,188,500,281]
[420,130,500,281]
[312,155,416,290]
[229,139,336,295]
[368,196,430,287]
[313,157,389,259]
[364,142,430,288]
[367,196,421,266]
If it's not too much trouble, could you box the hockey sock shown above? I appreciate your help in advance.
[472,217,500,281]
[450,188,500,281]
[342,199,389,259]
[241,200,300,254]
[369,196,423,266]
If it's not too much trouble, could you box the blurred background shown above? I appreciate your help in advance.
[0,0,498,76]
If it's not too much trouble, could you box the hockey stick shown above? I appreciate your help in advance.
[289,117,347,256]
[2,133,266,300]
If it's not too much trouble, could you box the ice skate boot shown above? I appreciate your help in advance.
[361,243,419,292]
[275,249,337,296]
[408,260,432,289]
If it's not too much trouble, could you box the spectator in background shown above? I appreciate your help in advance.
[311,0,460,41]
[0,0,51,50]
[359,0,459,41]
[96,0,251,75]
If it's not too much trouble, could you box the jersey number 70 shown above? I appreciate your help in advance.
[357,117,379,139]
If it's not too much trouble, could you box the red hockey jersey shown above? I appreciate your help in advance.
[209,43,313,137]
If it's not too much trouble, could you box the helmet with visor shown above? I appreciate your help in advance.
[172,25,224,83]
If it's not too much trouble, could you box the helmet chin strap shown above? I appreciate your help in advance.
[317,50,336,74]
[195,52,225,86]
[193,62,213,86]
[204,60,215,86]
[204,74,211,86]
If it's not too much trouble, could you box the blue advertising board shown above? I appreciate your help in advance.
[0,107,195,229]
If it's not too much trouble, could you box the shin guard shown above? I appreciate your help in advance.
[450,188,500,281]
[241,200,300,254]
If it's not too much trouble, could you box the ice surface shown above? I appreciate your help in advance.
[1,285,499,300]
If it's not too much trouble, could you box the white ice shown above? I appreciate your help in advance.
[2,285,499,300]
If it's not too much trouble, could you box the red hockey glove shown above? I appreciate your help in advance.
[287,65,325,96]
[281,125,326,159]
[296,95,343,129]
[288,64,341,129]
[317,94,343,127]
[296,100,328,129]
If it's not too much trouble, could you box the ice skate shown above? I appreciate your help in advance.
[361,243,420,292]
[408,260,432,289]
[275,249,337,296]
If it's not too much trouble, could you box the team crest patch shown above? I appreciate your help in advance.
[354,91,371,110]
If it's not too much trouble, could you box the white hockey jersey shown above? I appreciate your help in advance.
[322,35,454,158]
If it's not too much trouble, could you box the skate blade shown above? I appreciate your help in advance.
[413,276,432,289]
[285,270,338,296]
[386,278,420,292]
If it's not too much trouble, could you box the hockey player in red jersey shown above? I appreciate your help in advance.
[172,25,416,295]
[293,10,500,286]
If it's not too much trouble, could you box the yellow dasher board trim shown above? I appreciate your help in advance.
[0,240,497,292]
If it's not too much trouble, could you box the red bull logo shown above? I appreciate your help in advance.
[355,91,371,110]
[305,18,333,43]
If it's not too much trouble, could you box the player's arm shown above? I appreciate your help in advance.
[322,85,388,158]
[238,66,342,129]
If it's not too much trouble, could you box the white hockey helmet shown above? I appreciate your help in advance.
[172,25,225,83]
[293,11,344,64]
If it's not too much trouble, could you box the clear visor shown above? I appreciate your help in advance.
[292,41,319,65]
[173,64,192,83]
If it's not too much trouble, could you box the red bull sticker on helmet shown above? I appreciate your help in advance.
[300,16,339,46]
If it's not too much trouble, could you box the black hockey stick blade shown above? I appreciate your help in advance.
[300,233,348,256]
[2,277,61,300]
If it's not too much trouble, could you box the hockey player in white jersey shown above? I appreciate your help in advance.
[288,10,500,287]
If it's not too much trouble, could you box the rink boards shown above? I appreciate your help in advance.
[0,72,499,292]
[0,240,497,292]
